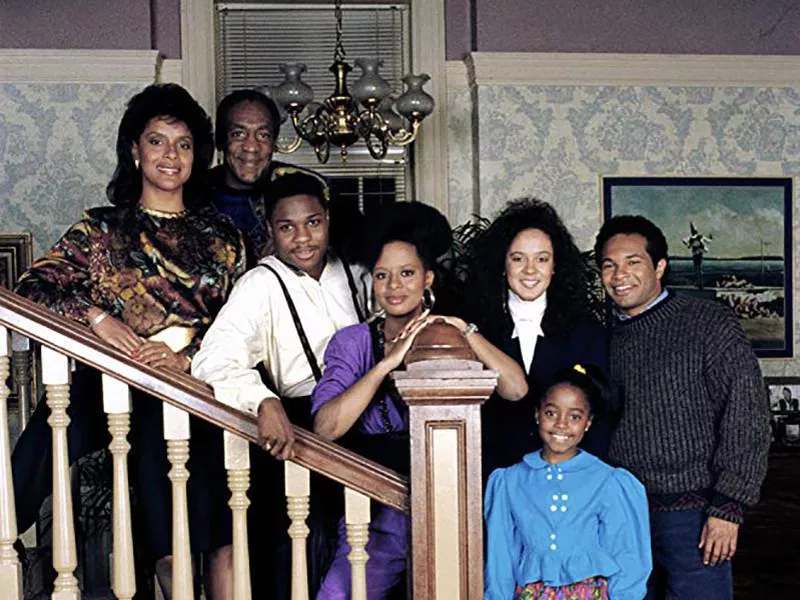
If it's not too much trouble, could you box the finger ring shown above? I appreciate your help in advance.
[263,441,272,451]
[161,352,167,358]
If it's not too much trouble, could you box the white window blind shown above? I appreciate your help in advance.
[215,2,411,180]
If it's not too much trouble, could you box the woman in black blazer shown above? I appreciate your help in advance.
[464,199,611,480]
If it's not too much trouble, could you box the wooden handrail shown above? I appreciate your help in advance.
[0,287,409,513]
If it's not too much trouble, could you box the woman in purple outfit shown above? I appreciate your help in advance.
[311,202,528,599]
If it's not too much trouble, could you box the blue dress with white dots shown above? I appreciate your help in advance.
[484,450,652,600]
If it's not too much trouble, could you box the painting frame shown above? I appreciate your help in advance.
[765,376,800,453]
[0,233,35,409]
[0,232,33,291]
[603,176,793,358]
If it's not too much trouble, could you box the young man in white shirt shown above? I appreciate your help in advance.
[194,171,370,453]
[192,170,370,598]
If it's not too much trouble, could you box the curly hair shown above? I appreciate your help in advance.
[360,201,452,272]
[464,198,595,344]
[106,83,214,207]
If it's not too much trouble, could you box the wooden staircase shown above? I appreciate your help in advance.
[0,287,496,599]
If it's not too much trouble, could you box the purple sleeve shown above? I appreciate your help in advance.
[311,324,373,415]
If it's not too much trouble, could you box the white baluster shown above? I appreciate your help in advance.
[345,488,370,600]
[102,375,136,600]
[0,327,22,599]
[41,346,79,600]
[163,403,193,600]
[285,461,310,600]
[224,431,251,600]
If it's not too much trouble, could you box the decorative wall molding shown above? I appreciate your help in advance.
[466,52,800,87]
[160,59,184,85]
[0,50,160,83]
[410,0,449,217]
[180,0,216,116]
[446,60,469,92]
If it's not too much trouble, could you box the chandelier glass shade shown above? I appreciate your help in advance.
[271,0,434,163]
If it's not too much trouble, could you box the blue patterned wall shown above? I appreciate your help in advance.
[447,80,800,371]
[0,83,141,255]
[474,85,800,248]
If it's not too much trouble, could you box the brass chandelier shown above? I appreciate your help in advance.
[272,0,435,164]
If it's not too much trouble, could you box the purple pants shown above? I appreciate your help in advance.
[316,506,409,599]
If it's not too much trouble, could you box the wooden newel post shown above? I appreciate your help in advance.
[392,322,498,600]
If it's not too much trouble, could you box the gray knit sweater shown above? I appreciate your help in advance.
[608,291,770,521]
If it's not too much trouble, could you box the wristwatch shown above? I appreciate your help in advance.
[462,322,479,337]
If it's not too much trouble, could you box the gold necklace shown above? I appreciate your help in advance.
[139,205,187,218]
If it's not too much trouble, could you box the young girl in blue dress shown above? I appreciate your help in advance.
[484,364,651,600]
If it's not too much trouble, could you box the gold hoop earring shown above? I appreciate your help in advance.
[422,288,435,310]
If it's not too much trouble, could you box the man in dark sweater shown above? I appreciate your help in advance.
[595,215,770,600]
[210,89,328,266]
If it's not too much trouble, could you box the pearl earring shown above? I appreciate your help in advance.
[134,159,140,170]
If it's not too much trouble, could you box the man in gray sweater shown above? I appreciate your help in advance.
[595,215,770,600]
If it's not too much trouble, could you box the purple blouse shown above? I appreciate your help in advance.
[311,322,408,434]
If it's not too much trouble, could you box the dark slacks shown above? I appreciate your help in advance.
[645,507,733,600]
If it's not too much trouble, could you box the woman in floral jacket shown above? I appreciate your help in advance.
[12,83,245,598]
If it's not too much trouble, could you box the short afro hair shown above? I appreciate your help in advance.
[594,215,669,269]
[215,89,281,152]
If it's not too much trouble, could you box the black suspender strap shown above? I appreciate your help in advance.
[341,260,366,323]
[258,264,323,383]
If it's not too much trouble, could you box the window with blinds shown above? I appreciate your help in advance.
[215,2,411,206]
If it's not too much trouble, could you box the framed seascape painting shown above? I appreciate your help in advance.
[765,377,800,452]
[603,177,793,358]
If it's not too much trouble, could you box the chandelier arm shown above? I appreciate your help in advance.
[355,109,389,160]
[365,134,389,160]
[293,111,325,144]
[384,119,421,146]
[356,108,384,135]
[314,141,331,164]
[275,119,304,154]
[276,136,304,154]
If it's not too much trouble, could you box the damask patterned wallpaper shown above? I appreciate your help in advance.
[447,80,800,372]
[447,87,476,228]
[0,83,140,255]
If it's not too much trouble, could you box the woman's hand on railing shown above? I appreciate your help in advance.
[381,312,433,371]
[87,306,142,355]
[429,315,529,401]
[257,397,296,461]
[132,341,191,372]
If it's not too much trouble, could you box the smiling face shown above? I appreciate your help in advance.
[536,383,592,464]
[131,117,194,199]
[269,194,329,279]
[600,233,666,317]
[373,241,434,320]
[505,228,554,302]
[224,100,275,190]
